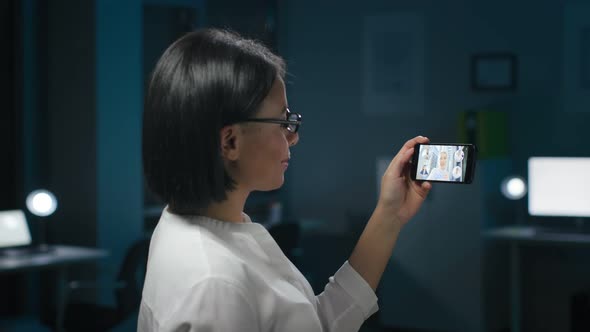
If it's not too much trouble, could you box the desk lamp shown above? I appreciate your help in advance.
[501,176,527,200]
[26,189,58,252]
[500,176,527,224]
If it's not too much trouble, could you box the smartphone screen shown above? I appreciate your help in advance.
[411,143,477,184]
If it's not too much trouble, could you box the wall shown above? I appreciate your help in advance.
[281,0,480,233]
[95,0,143,304]
[0,0,18,210]
[46,0,97,248]
[0,0,25,316]
[280,0,587,231]
[36,0,144,310]
[279,0,590,331]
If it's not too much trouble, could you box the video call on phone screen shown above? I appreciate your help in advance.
[416,145,468,182]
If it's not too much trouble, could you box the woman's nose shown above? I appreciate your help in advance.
[288,132,299,147]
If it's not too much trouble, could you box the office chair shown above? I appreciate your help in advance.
[43,237,150,331]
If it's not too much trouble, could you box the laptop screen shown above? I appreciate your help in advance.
[0,210,32,249]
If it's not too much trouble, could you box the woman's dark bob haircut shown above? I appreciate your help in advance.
[143,28,285,214]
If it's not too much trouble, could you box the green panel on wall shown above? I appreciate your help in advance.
[458,111,509,159]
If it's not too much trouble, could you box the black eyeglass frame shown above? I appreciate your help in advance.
[237,109,302,133]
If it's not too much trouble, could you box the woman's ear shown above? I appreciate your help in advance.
[220,125,240,161]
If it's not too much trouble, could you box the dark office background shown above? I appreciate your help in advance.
[0,0,25,317]
[1,0,19,211]
[2,0,590,331]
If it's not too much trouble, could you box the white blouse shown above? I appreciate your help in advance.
[138,208,378,332]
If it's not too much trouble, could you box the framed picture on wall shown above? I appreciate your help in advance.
[470,53,517,91]
[362,13,425,115]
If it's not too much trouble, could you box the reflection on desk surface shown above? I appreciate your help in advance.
[0,245,108,273]
[483,225,590,245]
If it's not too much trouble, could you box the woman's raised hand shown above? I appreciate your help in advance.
[377,136,432,227]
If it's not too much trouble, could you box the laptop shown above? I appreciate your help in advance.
[0,210,33,255]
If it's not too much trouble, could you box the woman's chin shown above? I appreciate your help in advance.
[256,176,285,192]
[271,176,285,190]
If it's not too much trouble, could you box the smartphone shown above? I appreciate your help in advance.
[410,143,477,184]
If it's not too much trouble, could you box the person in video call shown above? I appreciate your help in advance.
[427,149,450,181]
[419,165,429,176]
[139,28,432,332]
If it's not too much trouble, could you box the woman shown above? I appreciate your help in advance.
[139,28,431,332]
[427,150,450,181]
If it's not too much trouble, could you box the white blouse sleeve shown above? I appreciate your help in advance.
[315,261,379,332]
[161,277,259,332]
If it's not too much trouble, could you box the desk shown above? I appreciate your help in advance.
[483,225,590,332]
[0,245,108,332]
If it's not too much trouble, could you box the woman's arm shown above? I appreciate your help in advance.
[348,203,402,290]
[349,136,431,290]
[310,137,431,332]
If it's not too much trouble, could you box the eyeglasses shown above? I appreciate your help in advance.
[238,108,302,133]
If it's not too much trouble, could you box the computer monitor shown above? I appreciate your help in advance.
[0,210,32,249]
[528,157,590,218]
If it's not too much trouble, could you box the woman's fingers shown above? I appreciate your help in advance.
[402,136,429,151]
[391,136,429,178]
[411,176,432,198]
